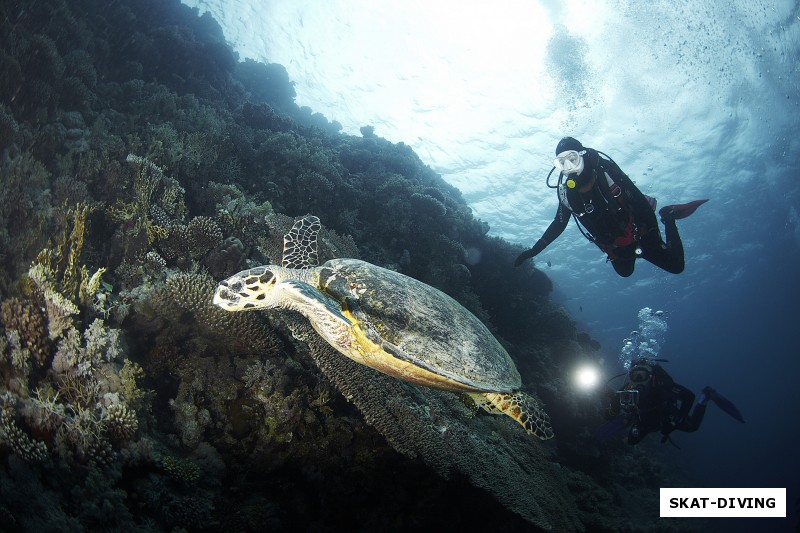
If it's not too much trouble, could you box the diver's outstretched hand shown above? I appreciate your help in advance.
[514,248,536,267]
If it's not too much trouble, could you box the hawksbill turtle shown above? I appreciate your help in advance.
[212,215,553,439]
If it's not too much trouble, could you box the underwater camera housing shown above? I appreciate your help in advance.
[617,388,639,410]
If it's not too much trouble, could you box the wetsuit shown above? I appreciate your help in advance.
[526,150,685,277]
[610,365,707,445]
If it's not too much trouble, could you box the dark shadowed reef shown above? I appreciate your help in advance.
[0,1,704,531]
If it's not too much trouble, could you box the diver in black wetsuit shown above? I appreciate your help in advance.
[514,137,708,277]
[601,359,745,445]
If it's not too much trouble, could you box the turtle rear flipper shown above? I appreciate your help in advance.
[469,391,554,440]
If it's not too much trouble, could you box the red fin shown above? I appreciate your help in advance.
[660,199,708,220]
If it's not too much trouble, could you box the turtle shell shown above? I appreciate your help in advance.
[318,258,521,392]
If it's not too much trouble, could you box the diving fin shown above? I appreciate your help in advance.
[596,414,632,441]
[709,389,745,423]
[660,433,682,449]
[659,199,709,221]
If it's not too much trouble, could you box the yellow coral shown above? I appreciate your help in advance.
[107,154,173,245]
[28,202,107,336]
[79,266,107,306]
[104,403,138,440]
[63,203,89,298]
[42,287,80,340]
[119,359,145,408]
[127,153,170,244]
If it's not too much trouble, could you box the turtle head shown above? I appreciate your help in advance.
[213,266,283,312]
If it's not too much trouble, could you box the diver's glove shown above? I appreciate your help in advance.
[514,248,536,267]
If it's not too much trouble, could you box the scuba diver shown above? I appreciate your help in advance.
[514,137,708,277]
[599,358,745,445]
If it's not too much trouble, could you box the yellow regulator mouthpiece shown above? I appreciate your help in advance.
[566,178,576,189]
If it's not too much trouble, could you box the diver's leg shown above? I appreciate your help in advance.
[677,403,707,432]
[678,387,711,433]
[612,258,635,277]
[641,223,685,273]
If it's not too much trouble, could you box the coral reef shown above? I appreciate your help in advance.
[0,0,678,529]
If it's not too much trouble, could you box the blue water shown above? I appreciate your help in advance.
[571,209,800,531]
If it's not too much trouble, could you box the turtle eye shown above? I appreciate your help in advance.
[216,287,238,303]
[230,280,243,292]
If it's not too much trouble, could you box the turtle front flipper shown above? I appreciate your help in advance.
[280,279,352,327]
[283,215,321,268]
[469,391,554,440]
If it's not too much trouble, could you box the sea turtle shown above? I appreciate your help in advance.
[213,215,553,439]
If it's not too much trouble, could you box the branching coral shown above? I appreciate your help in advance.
[26,203,107,338]
[104,403,138,440]
[0,395,49,463]
[409,192,447,219]
[161,455,201,485]
[201,180,274,250]
[0,297,51,368]
[106,154,171,245]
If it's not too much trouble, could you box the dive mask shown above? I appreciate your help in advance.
[628,365,652,385]
[554,149,586,180]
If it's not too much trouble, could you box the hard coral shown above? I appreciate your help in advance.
[0,416,49,464]
[27,263,80,341]
[104,403,138,440]
[155,269,281,356]
[158,216,223,263]
[409,192,447,219]
[0,396,48,463]
[0,297,51,368]
[203,236,245,279]
[161,454,200,485]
